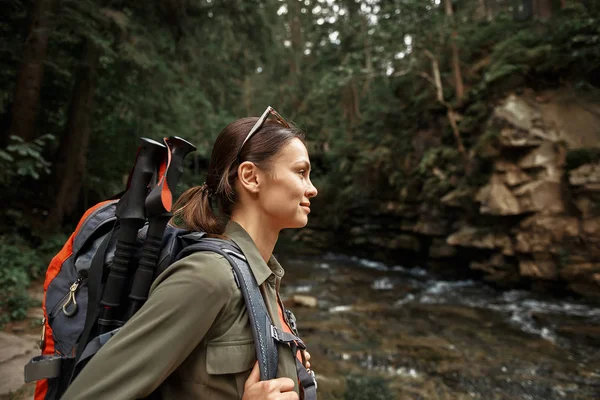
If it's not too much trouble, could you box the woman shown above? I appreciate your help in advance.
[62,107,318,399]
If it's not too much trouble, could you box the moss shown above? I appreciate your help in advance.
[472,127,501,159]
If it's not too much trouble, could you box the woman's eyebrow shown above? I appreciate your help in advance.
[294,160,311,170]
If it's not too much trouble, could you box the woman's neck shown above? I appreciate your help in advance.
[230,211,279,263]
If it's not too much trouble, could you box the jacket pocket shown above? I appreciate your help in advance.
[206,339,255,375]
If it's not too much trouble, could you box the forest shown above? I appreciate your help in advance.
[1,0,600,398]
[2,0,600,322]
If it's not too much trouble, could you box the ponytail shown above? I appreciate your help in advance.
[172,184,224,235]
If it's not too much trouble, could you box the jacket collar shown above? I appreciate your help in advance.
[224,220,284,285]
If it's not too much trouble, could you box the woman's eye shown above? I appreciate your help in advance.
[298,170,306,176]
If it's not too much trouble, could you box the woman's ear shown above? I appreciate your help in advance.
[237,161,259,194]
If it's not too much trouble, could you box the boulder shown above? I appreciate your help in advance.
[503,168,532,187]
[518,215,580,237]
[513,180,566,214]
[518,142,565,171]
[447,226,514,255]
[560,263,600,281]
[476,176,521,215]
[471,254,509,274]
[573,195,599,218]
[492,160,534,187]
[494,94,539,132]
[569,163,600,190]
[291,295,318,308]
[499,127,543,148]
[470,260,497,275]
[519,257,558,280]
[535,88,600,148]
[514,216,579,254]
[582,217,600,236]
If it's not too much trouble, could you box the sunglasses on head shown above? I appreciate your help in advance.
[236,106,290,159]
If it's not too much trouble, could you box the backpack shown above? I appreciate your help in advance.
[23,136,317,399]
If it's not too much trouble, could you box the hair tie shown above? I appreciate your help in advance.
[202,182,214,199]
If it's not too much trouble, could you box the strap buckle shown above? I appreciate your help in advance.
[307,368,318,390]
[270,325,281,341]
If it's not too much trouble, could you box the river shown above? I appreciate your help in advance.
[278,253,600,400]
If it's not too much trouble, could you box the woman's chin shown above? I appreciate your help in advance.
[289,216,309,229]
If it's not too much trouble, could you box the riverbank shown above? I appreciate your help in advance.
[3,253,599,399]
[298,90,600,301]
[280,253,600,399]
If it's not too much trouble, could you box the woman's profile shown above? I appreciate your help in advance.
[62,107,318,400]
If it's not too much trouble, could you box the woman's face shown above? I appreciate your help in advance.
[258,138,318,230]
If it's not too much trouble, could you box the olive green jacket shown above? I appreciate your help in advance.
[62,221,299,399]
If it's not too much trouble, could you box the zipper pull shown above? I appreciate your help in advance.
[39,317,46,349]
[62,277,82,317]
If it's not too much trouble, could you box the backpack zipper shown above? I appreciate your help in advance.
[48,276,85,318]
[38,317,46,350]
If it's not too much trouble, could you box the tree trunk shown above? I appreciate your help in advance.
[444,0,465,103]
[475,0,487,21]
[46,40,100,228]
[421,50,467,166]
[6,0,57,144]
[532,0,553,19]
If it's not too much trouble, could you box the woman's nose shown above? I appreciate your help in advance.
[306,181,318,198]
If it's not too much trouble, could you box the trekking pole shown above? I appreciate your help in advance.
[98,138,166,334]
[126,136,196,319]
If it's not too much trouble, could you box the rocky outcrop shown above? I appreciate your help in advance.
[447,93,600,297]
[297,89,600,299]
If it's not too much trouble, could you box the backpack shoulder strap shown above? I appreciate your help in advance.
[176,239,279,381]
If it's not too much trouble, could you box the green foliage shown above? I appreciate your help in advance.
[0,231,67,326]
[0,236,43,326]
[344,375,392,400]
[418,147,461,176]
[0,135,54,183]
[0,0,599,250]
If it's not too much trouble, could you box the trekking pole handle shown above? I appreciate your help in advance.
[126,137,196,319]
[116,138,166,220]
[165,136,196,200]
[99,138,166,333]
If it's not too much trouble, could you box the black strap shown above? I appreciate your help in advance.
[270,325,306,349]
[270,324,317,400]
[179,239,317,398]
[295,358,318,400]
[24,355,63,382]
[177,240,279,381]
[227,249,280,381]
[77,328,121,366]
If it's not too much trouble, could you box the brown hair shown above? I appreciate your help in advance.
[172,117,305,235]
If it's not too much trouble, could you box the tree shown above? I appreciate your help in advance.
[444,0,465,102]
[46,40,100,227]
[6,0,57,144]
[532,0,553,19]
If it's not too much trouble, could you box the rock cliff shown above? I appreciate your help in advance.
[296,89,600,299]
